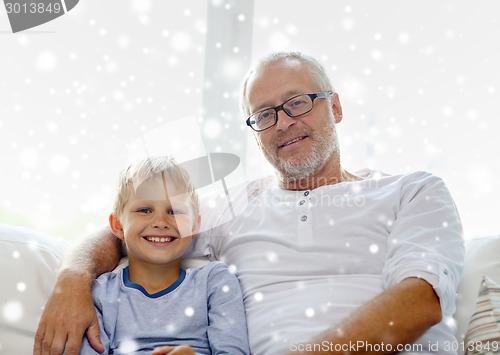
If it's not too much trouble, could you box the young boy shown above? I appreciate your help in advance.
[80,156,250,355]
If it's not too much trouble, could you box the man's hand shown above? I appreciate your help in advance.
[33,271,104,355]
[152,345,196,355]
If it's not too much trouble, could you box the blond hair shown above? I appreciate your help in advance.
[112,156,199,220]
[240,51,335,117]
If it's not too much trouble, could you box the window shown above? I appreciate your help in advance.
[0,0,498,239]
[0,1,209,238]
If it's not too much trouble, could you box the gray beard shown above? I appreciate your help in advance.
[276,138,337,181]
[267,119,340,181]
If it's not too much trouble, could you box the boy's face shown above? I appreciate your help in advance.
[110,174,200,266]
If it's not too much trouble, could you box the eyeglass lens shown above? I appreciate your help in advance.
[252,94,313,131]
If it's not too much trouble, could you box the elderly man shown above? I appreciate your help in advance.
[35,52,464,355]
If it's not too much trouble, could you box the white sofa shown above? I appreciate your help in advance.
[1,223,499,354]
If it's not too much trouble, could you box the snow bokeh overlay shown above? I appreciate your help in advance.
[0,0,499,239]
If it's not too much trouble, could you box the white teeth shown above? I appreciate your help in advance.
[146,236,173,243]
[283,136,303,147]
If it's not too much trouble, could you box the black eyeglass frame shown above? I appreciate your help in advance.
[245,91,333,132]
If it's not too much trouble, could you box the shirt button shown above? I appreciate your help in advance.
[301,215,307,222]
[443,269,449,275]
[299,200,305,205]
[304,191,310,196]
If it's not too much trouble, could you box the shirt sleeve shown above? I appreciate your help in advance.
[382,172,465,317]
[79,281,111,355]
[206,262,250,355]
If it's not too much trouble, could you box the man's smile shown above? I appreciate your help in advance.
[278,135,308,149]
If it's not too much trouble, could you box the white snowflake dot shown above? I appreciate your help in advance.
[171,32,191,52]
[369,244,379,254]
[254,292,264,302]
[399,32,410,43]
[445,317,456,328]
[266,252,278,263]
[341,18,355,31]
[17,282,26,292]
[203,119,222,139]
[36,51,58,71]
[371,50,383,61]
[305,308,315,318]
[228,264,237,274]
[2,301,23,322]
[117,339,138,353]
[185,307,194,317]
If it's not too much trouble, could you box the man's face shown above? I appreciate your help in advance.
[246,59,342,181]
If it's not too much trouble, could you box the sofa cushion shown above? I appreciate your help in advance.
[462,275,500,355]
[454,235,500,354]
[0,223,66,354]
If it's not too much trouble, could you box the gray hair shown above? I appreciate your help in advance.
[239,51,335,116]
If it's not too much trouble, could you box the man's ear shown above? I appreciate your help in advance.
[109,213,125,240]
[332,93,343,123]
[191,215,202,239]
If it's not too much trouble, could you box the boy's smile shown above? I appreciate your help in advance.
[143,235,178,244]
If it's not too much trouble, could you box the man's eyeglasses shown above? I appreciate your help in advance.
[245,91,333,132]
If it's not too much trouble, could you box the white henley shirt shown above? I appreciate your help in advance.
[190,170,465,355]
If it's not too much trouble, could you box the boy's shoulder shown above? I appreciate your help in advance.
[187,260,226,273]
[95,269,122,283]
[91,269,123,298]
[186,260,236,282]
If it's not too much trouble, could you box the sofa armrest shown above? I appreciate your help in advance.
[0,223,66,354]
